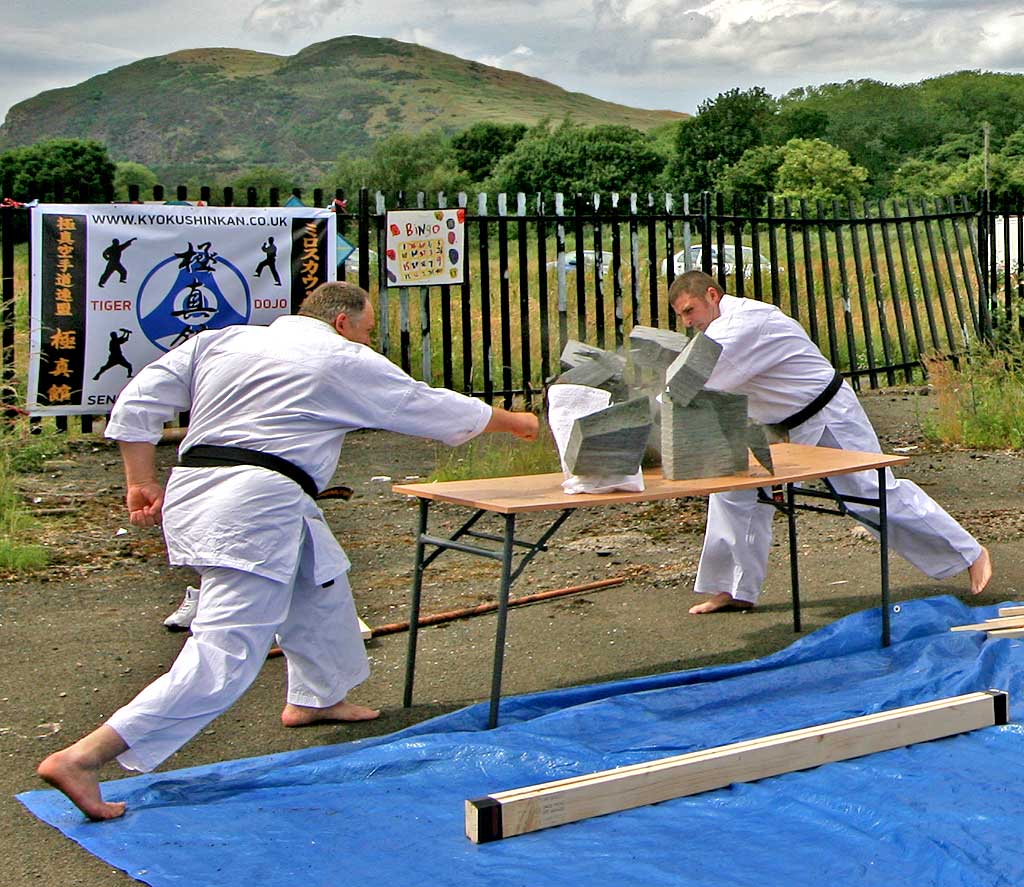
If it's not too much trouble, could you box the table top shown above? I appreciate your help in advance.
[391,443,910,514]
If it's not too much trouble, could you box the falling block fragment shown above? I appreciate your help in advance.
[665,332,723,407]
[557,340,628,398]
[747,422,774,474]
[628,325,691,372]
[559,339,626,373]
[465,690,1009,843]
[564,396,653,476]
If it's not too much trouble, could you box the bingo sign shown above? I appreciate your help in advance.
[384,209,465,286]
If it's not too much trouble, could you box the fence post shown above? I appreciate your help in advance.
[1,175,14,415]
[977,188,993,339]
[555,193,568,352]
[376,191,390,360]
[700,191,713,275]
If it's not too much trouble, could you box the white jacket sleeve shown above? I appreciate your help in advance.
[104,339,199,443]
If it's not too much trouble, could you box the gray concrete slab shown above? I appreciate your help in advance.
[665,333,723,407]
[564,396,653,476]
[628,325,691,372]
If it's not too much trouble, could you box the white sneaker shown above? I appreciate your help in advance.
[163,586,199,631]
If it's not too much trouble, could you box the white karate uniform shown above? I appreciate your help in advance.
[693,295,980,605]
[104,315,491,771]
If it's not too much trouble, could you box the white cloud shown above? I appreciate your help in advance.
[245,0,356,35]
[4,0,1024,122]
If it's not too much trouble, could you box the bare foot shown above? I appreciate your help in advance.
[968,546,993,595]
[281,699,380,728]
[688,592,755,615]
[38,749,126,821]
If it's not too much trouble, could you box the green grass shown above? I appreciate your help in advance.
[429,420,561,481]
[922,344,1024,448]
[0,422,71,571]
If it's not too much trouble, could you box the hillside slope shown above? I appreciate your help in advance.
[0,36,685,179]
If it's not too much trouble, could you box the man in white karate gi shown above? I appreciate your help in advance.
[39,281,539,820]
[668,270,991,615]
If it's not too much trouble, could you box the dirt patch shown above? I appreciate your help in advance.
[3,386,1023,885]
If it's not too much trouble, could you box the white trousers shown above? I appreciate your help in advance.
[106,556,369,773]
[693,425,982,605]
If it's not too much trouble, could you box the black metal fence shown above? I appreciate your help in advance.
[2,181,1021,430]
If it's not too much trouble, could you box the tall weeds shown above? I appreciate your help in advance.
[0,426,66,572]
[923,342,1024,449]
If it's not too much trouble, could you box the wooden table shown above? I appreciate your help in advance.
[392,443,910,728]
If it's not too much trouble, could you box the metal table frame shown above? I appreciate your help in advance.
[393,444,908,728]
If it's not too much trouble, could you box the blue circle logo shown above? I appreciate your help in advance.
[136,241,251,351]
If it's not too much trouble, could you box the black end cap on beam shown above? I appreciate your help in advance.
[986,688,1010,725]
[468,796,503,843]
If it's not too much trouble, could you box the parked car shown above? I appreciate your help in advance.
[546,250,614,278]
[660,245,779,279]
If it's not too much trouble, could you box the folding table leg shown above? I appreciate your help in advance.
[878,467,891,647]
[487,513,517,729]
[787,483,801,633]
[403,498,431,708]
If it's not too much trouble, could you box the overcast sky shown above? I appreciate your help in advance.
[5,0,1024,124]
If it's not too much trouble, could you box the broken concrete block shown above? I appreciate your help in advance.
[661,390,749,480]
[559,339,626,373]
[701,390,749,466]
[662,397,734,480]
[564,396,653,476]
[664,333,723,407]
[747,422,774,474]
[555,339,629,399]
[628,325,691,372]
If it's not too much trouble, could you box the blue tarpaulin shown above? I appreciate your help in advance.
[18,596,1024,886]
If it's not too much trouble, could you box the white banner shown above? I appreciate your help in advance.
[27,203,337,415]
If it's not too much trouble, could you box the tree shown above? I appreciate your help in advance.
[769,104,830,144]
[113,161,158,201]
[664,87,778,193]
[776,80,933,195]
[941,153,1024,202]
[229,166,295,203]
[451,122,527,182]
[325,131,471,197]
[889,158,954,200]
[714,145,784,208]
[0,138,115,201]
[488,121,666,195]
[773,138,869,204]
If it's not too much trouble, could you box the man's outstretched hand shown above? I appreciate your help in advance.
[485,407,539,441]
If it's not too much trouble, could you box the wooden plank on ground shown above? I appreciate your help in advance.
[465,690,1009,843]
[950,615,1024,632]
[998,606,1024,617]
[986,628,1024,638]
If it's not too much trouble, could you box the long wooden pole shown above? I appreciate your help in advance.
[466,690,1009,843]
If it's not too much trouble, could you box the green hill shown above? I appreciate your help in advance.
[0,36,685,181]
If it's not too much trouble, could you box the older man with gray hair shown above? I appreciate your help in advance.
[39,281,538,820]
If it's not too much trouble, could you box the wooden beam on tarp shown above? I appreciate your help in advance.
[465,690,1009,843]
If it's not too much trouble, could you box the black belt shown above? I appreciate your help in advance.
[775,370,844,431]
[179,444,352,501]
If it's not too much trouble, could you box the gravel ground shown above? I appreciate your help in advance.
[3,387,1023,886]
